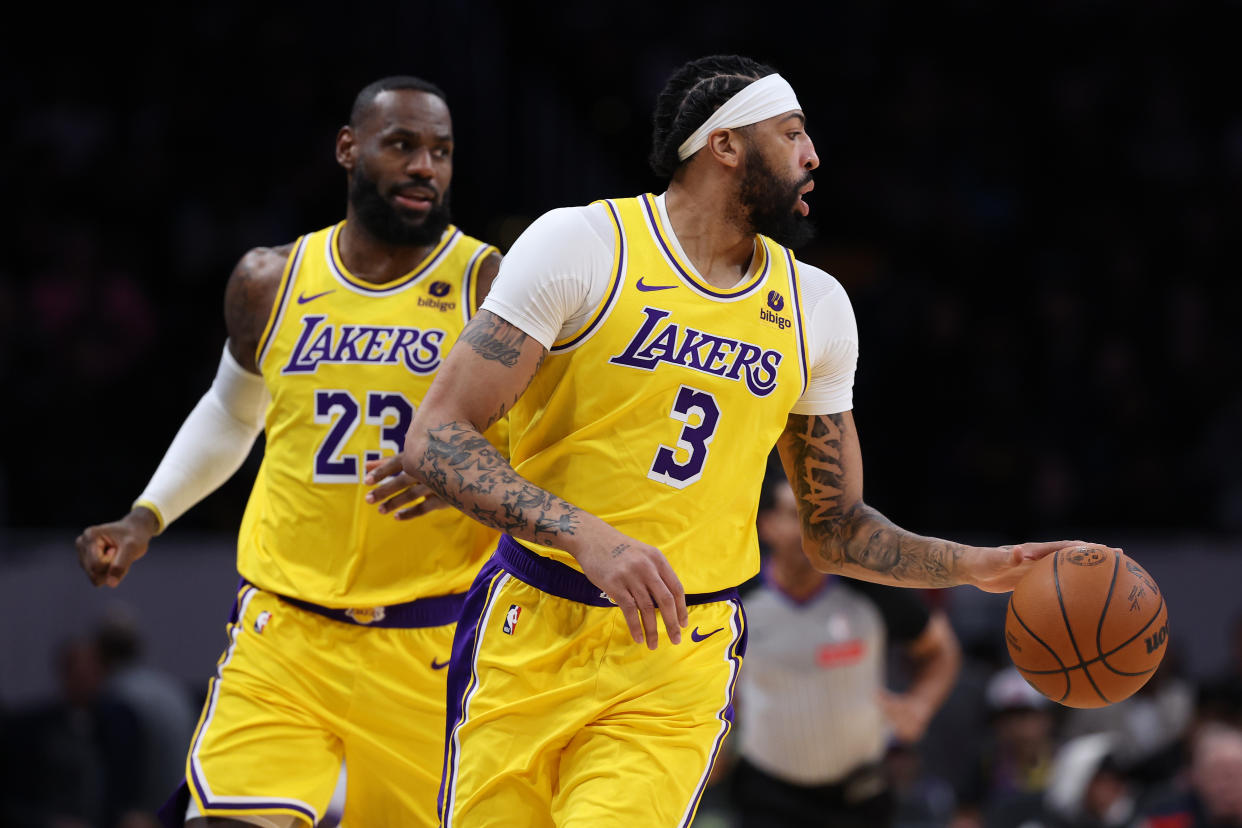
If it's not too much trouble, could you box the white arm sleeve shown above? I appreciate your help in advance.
[133,344,269,531]
[791,263,860,415]
[480,204,616,348]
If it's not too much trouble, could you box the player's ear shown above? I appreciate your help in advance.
[336,126,357,171]
[707,128,743,169]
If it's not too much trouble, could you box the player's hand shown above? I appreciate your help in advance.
[970,541,1123,593]
[76,507,159,587]
[364,457,449,520]
[574,532,689,650]
[877,690,935,743]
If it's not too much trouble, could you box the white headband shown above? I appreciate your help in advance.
[676,73,803,162]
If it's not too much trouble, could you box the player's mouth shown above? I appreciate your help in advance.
[393,186,437,211]
[796,179,814,217]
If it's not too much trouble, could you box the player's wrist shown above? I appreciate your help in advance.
[126,504,163,537]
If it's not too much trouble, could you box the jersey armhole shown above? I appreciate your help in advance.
[784,247,812,398]
[464,243,500,323]
[550,199,626,352]
[255,235,309,370]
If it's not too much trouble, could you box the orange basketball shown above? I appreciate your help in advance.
[1004,544,1168,708]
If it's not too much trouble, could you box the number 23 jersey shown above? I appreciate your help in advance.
[483,194,859,593]
[240,221,503,608]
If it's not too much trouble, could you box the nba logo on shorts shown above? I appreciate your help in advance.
[254,611,272,634]
[503,604,521,635]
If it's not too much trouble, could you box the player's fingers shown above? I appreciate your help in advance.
[614,592,645,646]
[76,531,113,586]
[104,545,138,588]
[375,487,421,514]
[363,455,405,486]
[395,496,449,520]
[638,596,660,650]
[653,555,689,629]
[366,473,416,505]
[647,579,682,646]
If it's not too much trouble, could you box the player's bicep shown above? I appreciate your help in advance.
[421,309,547,432]
[775,410,864,544]
[223,244,294,373]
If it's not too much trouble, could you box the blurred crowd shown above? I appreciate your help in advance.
[3,0,1240,538]
[4,600,1240,827]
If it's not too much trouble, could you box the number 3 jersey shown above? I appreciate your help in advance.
[484,194,859,593]
[238,221,503,608]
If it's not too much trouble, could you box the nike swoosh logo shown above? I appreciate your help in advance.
[690,626,724,642]
[297,289,336,304]
[635,277,676,292]
[431,658,450,670]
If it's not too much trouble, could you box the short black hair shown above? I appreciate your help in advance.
[350,75,447,127]
[648,55,778,179]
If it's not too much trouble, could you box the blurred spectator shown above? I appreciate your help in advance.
[719,470,962,828]
[1137,722,1242,828]
[0,635,144,827]
[1043,734,1139,828]
[93,607,198,813]
[1198,612,1242,729]
[1060,638,1196,788]
[956,666,1059,828]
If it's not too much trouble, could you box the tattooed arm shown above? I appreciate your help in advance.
[368,310,689,648]
[776,411,1098,593]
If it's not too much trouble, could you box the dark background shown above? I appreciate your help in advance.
[3,0,1241,541]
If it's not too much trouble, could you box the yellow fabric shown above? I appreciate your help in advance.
[186,586,456,826]
[509,195,811,592]
[239,222,503,607]
[442,572,746,827]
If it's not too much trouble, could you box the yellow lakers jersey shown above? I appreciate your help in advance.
[239,221,502,607]
[509,195,811,592]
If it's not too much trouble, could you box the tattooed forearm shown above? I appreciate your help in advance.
[419,420,582,546]
[460,312,527,367]
[784,412,966,587]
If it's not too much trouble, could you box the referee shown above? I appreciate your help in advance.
[725,469,963,827]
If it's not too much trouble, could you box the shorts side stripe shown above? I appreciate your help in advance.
[185,586,319,824]
[438,570,512,828]
[678,599,748,827]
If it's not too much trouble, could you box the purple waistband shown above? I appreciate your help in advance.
[495,535,740,607]
[264,585,466,629]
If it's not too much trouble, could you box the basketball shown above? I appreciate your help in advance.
[1004,544,1168,708]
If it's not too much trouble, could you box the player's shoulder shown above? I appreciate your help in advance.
[505,202,615,263]
[232,242,297,287]
[793,259,847,297]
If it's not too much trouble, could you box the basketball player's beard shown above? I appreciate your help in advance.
[739,148,815,249]
[350,169,453,246]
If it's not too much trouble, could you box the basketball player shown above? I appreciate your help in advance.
[725,470,962,828]
[367,54,1113,827]
[75,76,503,827]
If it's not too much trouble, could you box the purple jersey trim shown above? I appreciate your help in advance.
[256,234,309,369]
[497,535,740,606]
[439,557,511,825]
[185,585,319,824]
[552,199,627,352]
[640,194,768,301]
[270,587,467,629]
[680,599,748,826]
[326,222,461,294]
[783,247,810,395]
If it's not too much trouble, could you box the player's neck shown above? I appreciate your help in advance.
[664,182,758,289]
[337,218,437,285]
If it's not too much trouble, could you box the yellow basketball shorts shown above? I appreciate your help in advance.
[182,582,463,827]
[439,536,748,828]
